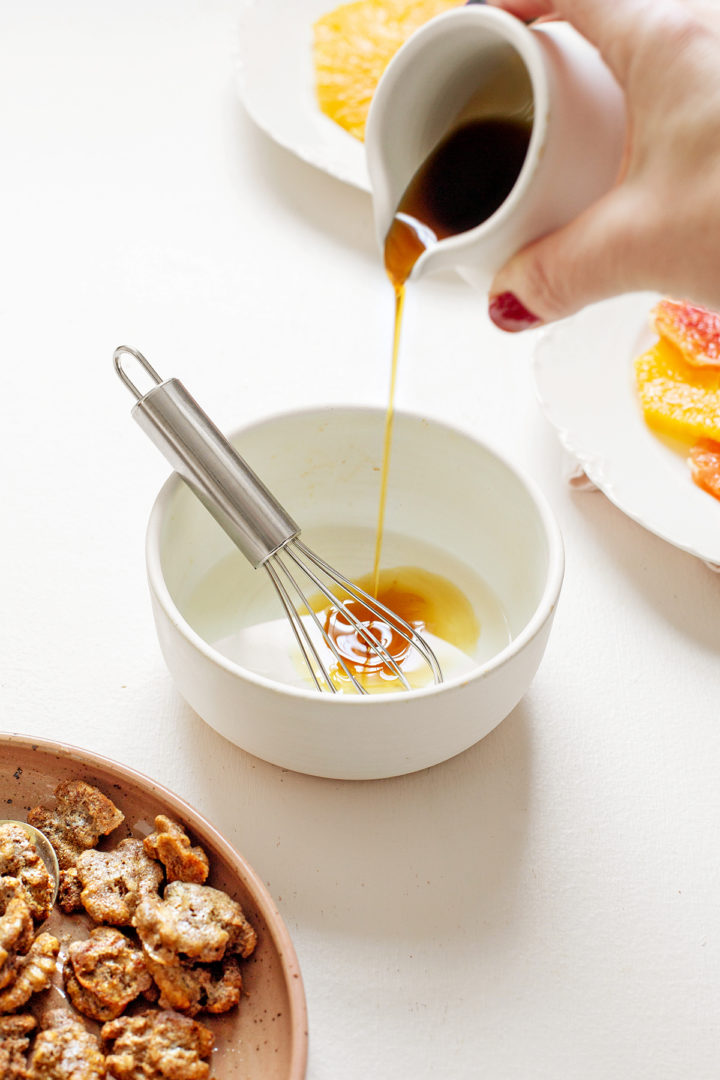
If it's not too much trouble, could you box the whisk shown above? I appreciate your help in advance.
[114,347,443,695]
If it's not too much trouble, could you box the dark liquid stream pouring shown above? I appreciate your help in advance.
[359,115,532,682]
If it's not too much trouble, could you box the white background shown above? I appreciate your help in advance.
[2,2,720,1077]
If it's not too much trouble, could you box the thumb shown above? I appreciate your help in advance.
[487,189,648,331]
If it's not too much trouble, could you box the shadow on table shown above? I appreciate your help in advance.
[585,497,720,652]
[178,696,533,945]
[235,107,378,264]
[527,408,720,656]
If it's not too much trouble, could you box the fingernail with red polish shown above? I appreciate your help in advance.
[488,292,542,332]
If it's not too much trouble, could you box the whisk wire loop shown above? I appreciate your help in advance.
[263,559,330,693]
[284,541,413,691]
[294,540,444,685]
[114,345,163,400]
[269,548,369,694]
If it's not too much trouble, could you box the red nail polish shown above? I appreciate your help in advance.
[488,291,542,332]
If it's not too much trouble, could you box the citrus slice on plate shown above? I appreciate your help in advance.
[652,298,720,368]
[313,0,463,140]
[634,337,720,443]
[688,438,720,501]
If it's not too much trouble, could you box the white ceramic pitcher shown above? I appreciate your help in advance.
[365,5,627,291]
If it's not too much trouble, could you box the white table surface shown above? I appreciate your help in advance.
[3,3,720,1078]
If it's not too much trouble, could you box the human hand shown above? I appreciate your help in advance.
[485,0,720,330]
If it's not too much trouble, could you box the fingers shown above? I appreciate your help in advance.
[482,0,555,21]
[484,0,680,81]
[480,0,720,328]
[487,190,651,330]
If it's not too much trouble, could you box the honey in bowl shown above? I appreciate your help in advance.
[184,528,511,695]
[308,566,481,692]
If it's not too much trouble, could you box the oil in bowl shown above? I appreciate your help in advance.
[183,526,511,694]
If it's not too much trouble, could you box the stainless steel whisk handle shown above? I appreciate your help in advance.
[114,346,300,568]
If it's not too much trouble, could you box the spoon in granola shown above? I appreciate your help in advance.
[0,821,60,909]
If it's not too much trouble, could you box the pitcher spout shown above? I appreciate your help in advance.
[365,5,625,291]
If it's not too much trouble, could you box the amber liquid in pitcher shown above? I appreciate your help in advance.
[324,116,532,687]
[383,116,533,293]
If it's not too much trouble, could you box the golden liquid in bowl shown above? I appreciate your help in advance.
[183,527,511,693]
[306,565,480,692]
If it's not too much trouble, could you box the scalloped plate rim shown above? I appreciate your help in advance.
[531,291,720,565]
[236,0,371,192]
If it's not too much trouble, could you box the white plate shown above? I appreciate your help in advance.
[237,0,371,191]
[532,291,720,565]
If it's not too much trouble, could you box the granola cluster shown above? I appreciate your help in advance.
[25,1009,107,1079]
[28,780,126,917]
[77,841,164,927]
[0,1013,36,1079]
[0,825,55,922]
[0,845,60,1018]
[0,780,257,1078]
[103,1010,214,1080]
[64,928,153,1022]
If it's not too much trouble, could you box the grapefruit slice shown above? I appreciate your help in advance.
[688,439,720,501]
[652,299,720,368]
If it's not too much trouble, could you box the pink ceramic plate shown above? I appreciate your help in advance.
[0,732,308,1079]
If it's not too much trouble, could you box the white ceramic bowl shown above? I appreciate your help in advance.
[146,406,563,780]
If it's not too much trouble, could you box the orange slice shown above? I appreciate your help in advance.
[688,438,720,501]
[634,337,720,443]
[652,299,720,368]
[313,0,463,141]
